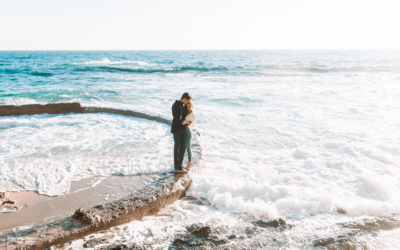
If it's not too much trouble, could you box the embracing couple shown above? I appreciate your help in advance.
[171,92,196,174]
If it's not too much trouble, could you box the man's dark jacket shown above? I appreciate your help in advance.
[171,100,186,133]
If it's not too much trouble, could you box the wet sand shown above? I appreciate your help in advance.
[0,191,49,213]
[4,191,48,209]
[0,174,156,232]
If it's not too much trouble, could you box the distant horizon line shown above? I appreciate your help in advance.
[1,49,400,52]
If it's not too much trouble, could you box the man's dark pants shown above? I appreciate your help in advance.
[173,129,186,170]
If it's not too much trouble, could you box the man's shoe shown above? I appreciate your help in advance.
[174,169,187,174]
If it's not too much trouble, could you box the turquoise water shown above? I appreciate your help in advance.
[1,50,399,106]
[2,50,400,248]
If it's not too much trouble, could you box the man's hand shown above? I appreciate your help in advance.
[182,120,190,125]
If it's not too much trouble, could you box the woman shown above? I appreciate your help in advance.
[182,101,196,170]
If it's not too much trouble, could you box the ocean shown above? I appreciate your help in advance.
[1,50,400,248]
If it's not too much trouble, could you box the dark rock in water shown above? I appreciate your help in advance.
[188,224,212,238]
[183,196,211,206]
[312,234,367,249]
[103,243,147,250]
[83,235,114,248]
[228,234,236,239]
[340,216,400,232]
[244,226,257,235]
[98,243,134,250]
[252,218,292,230]
[337,207,347,215]
[314,215,400,249]
[170,224,227,249]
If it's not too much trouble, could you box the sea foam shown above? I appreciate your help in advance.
[0,113,172,195]
[2,50,400,247]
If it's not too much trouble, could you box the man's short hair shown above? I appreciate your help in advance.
[181,92,192,100]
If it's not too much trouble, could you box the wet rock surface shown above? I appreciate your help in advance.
[0,102,83,116]
[98,243,142,250]
[252,218,292,231]
[312,215,400,249]
[0,102,171,124]
[170,224,228,249]
[73,208,103,225]
[82,235,114,248]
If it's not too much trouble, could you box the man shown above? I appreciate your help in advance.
[171,92,191,173]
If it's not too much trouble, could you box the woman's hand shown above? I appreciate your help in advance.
[182,120,191,125]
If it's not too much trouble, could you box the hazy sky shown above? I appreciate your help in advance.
[1,0,399,50]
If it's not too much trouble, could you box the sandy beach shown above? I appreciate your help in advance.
[0,174,155,232]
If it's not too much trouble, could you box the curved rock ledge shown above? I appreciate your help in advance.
[0,102,171,125]
[0,103,203,250]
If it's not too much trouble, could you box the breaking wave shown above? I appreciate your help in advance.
[70,58,229,74]
[0,68,53,77]
[260,64,395,73]
[73,65,229,74]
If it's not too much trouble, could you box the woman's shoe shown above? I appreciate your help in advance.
[186,161,193,170]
